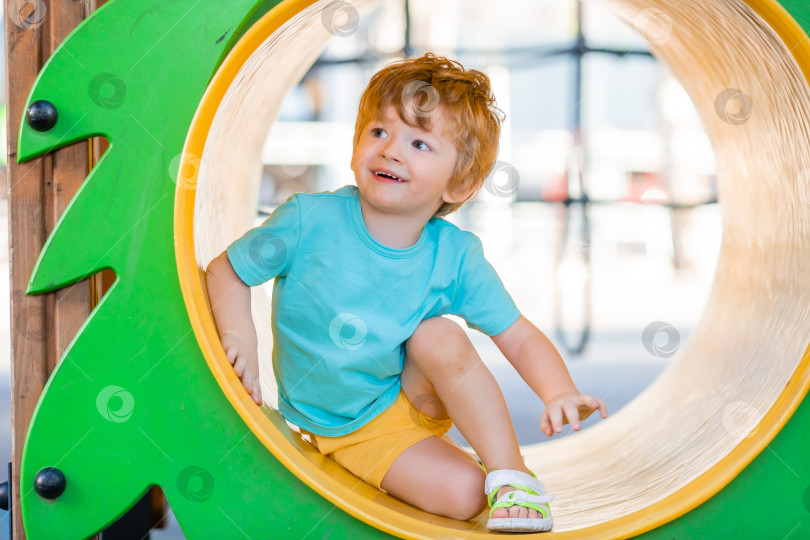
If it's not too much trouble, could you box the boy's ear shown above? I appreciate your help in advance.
[442,178,476,204]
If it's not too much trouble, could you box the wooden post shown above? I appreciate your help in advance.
[5,1,106,537]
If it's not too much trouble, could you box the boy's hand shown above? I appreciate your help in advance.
[221,333,263,405]
[541,393,607,436]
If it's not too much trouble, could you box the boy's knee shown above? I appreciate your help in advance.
[407,317,469,360]
[442,467,487,520]
[406,318,476,377]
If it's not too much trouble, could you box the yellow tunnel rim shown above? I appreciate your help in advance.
[174,0,810,537]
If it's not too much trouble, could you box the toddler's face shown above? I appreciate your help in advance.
[351,105,461,219]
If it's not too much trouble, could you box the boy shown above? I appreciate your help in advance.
[205,53,607,533]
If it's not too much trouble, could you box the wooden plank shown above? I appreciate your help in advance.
[42,0,93,372]
[5,0,94,537]
[6,0,50,536]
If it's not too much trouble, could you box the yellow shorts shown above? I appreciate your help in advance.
[306,390,453,490]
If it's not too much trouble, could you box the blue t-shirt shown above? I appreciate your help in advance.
[227,185,520,436]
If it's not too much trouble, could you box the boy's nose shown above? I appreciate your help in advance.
[380,138,403,162]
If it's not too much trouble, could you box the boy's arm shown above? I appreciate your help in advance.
[490,315,607,436]
[205,250,262,405]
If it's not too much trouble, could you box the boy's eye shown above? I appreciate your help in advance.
[371,128,387,138]
[412,140,430,151]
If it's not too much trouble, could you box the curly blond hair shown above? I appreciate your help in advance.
[353,53,504,217]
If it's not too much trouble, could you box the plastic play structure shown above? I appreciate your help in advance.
[13,0,810,537]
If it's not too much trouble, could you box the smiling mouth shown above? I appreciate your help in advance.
[374,170,405,182]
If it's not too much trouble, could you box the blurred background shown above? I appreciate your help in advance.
[0,0,721,537]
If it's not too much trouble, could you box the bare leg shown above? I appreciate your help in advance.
[392,316,537,521]
[380,436,487,520]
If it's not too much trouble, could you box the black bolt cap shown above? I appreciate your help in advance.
[26,100,58,132]
[34,467,66,500]
[0,481,8,510]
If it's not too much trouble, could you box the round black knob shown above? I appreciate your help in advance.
[34,467,66,500]
[26,100,58,132]
[0,481,8,511]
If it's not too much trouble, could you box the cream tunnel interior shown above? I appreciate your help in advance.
[179,0,810,535]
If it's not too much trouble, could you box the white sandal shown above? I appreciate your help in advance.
[485,469,554,532]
